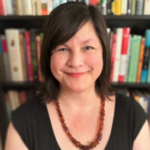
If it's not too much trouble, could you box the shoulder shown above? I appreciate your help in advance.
[115,93,148,140]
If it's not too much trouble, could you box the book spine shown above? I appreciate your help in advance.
[101,0,107,15]
[17,0,22,15]
[113,28,123,82]
[121,0,127,15]
[141,30,150,82]
[36,35,43,82]
[132,36,141,82]
[115,0,122,15]
[4,93,11,120]
[42,0,48,15]
[24,31,34,82]
[11,0,16,14]
[131,0,136,15]
[36,0,42,15]
[19,34,27,81]
[136,38,145,82]
[31,0,36,15]
[0,0,6,15]
[127,36,134,82]
[5,0,13,15]
[110,34,117,82]
[127,0,132,14]
[24,0,32,15]
[1,36,11,81]
[5,29,24,81]
[111,0,115,15]
[19,91,27,104]
[135,0,144,15]
[107,0,112,14]
[48,0,53,14]
[30,30,38,81]
[118,28,130,82]
[125,35,131,82]
[144,0,150,15]
[22,37,29,81]
[147,56,150,82]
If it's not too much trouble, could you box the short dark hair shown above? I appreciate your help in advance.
[40,2,114,103]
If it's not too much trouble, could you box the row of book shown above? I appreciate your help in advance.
[4,89,37,120]
[101,0,150,15]
[0,0,150,16]
[116,88,150,114]
[0,29,44,82]
[3,89,150,121]
[107,28,150,83]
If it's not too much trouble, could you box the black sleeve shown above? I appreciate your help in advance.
[11,101,33,149]
[131,98,148,141]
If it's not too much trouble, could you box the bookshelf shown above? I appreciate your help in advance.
[0,15,150,148]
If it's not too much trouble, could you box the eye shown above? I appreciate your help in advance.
[85,46,93,50]
[58,48,68,51]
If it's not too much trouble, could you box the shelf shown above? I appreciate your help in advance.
[0,15,150,20]
[1,82,150,90]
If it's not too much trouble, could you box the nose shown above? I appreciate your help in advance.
[67,50,84,68]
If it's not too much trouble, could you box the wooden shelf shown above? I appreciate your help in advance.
[1,82,150,90]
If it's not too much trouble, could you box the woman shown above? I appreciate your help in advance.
[5,2,150,150]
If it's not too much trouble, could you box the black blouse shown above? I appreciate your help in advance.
[12,93,148,150]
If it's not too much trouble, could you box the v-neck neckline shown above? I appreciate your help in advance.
[43,94,118,150]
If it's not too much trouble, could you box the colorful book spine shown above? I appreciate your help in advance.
[24,31,34,82]
[135,0,144,15]
[144,0,150,15]
[115,0,122,15]
[5,29,24,81]
[111,0,115,15]
[136,38,145,83]
[131,0,136,15]
[124,35,131,82]
[4,93,11,120]
[0,0,6,15]
[126,36,134,82]
[1,35,11,81]
[102,0,107,15]
[42,0,48,15]
[121,0,127,15]
[141,30,150,82]
[118,28,130,82]
[113,28,123,82]
[30,29,38,81]
[127,0,132,14]
[132,35,141,82]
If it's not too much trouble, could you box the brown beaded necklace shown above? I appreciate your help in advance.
[55,94,105,150]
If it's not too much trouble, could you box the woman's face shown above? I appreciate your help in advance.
[50,21,103,92]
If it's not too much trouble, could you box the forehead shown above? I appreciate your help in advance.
[66,21,100,44]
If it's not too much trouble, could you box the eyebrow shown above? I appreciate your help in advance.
[80,38,94,44]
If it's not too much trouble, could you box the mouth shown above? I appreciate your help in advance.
[65,72,87,78]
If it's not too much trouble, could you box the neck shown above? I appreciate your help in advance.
[58,86,101,111]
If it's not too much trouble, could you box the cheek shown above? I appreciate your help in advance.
[87,52,103,71]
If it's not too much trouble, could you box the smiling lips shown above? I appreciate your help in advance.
[65,72,87,78]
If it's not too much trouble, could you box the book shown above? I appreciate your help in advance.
[135,0,144,15]
[113,28,123,82]
[42,0,48,14]
[5,29,24,81]
[127,0,132,14]
[31,0,36,15]
[19,91,27,104]
[115,0,122,15]
[36,0,42,15]
[5,0,13,15]
[111,0,115,15]
[48,0,53,14]
[17,0,23,15]
[121,0,127,15]
[30,29,38,81]
[144,0,150,15]
[12,0,16,14]
[24,0,32,15]
[0,0,6,15]
[118,28,130,82]
[131,0,136,15]
[4,93,11,120]
[1,35,11,81]
[132,35,141,82]
[136,38,145,83]
[141,30,150,82]
[24,31,34,82]
[101,0,107,15]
